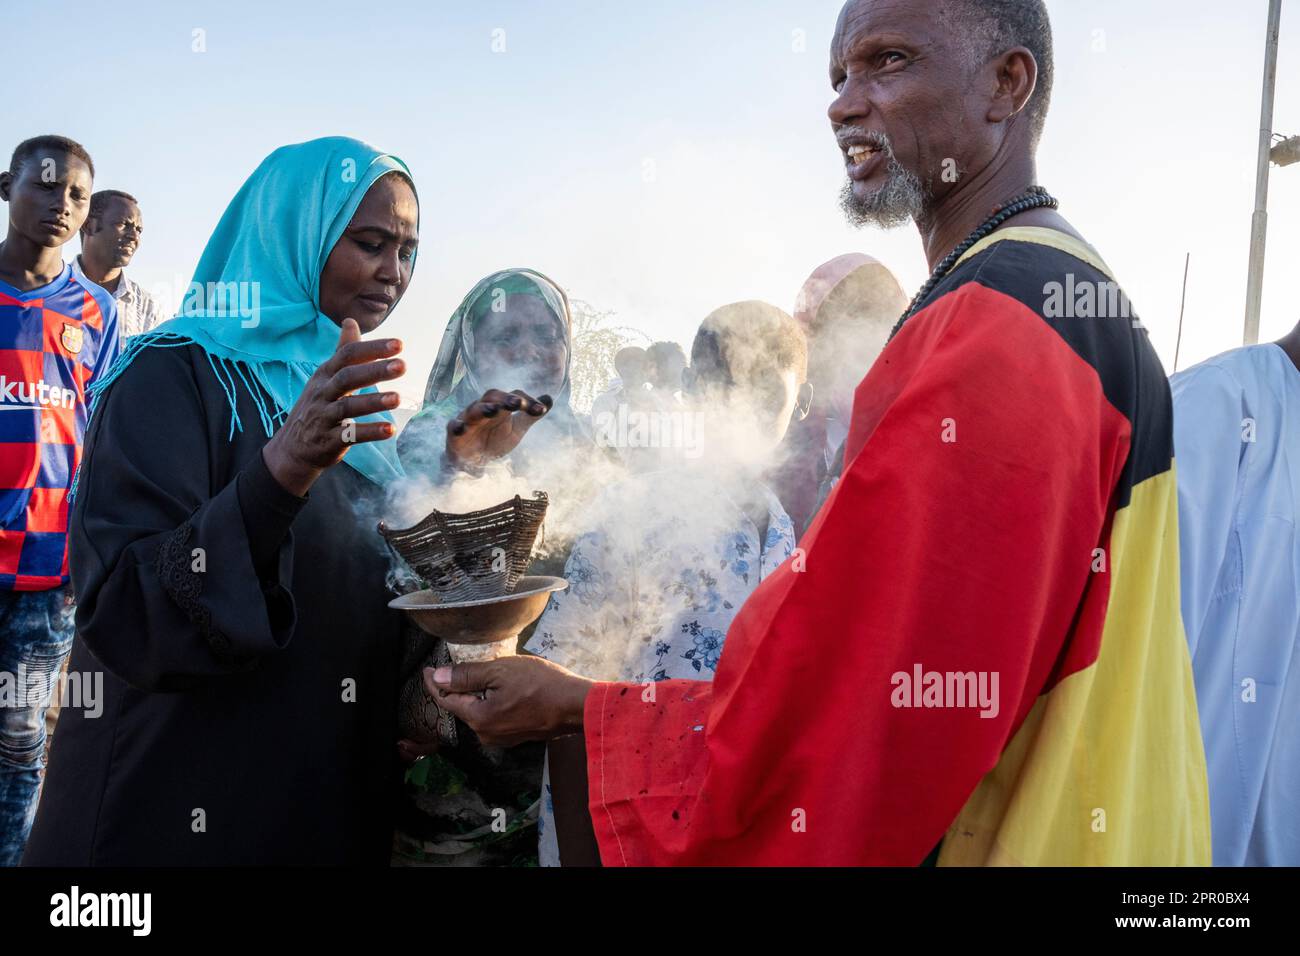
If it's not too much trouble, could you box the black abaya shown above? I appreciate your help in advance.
[23,344,404,865]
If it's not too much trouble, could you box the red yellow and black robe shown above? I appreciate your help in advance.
[583,227,1211,866]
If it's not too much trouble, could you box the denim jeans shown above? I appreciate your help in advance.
[0,585,75,866]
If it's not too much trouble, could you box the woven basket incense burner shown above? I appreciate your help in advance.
[379,491,549,602]
[379,492,566,665]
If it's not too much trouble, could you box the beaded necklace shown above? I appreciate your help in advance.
[889,186,1060,341]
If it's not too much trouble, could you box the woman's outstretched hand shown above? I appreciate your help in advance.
[424,656,592,748]
[263,318,405,497]
[443,389,552,474]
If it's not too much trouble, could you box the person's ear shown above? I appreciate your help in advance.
[0,171,11,202]
[794,382,814,422]
[986,47,1038,125]
[80,216,96,241]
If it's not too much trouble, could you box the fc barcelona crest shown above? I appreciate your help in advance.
[61,323,83,355]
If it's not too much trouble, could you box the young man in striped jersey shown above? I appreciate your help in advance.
[0,135,120,865]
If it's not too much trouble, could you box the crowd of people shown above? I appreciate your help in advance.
[0,0,1295,868]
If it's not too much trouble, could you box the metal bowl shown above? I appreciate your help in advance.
[388,575,568,646]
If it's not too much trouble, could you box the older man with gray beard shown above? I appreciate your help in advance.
[423,0,1211,867]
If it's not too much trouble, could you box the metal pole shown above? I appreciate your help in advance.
[1175,252,1190,373]
[1245,0,1283,345]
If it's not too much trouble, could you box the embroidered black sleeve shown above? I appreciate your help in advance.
[155,519,254,668]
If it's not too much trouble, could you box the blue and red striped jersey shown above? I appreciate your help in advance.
[0,263,120,590]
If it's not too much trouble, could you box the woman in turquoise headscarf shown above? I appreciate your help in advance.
[397,268,590,478]
[24,137,419,866]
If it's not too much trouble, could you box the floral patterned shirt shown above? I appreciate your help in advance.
[524,468,796,864]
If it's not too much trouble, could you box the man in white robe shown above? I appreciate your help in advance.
[1172,328,1300,865]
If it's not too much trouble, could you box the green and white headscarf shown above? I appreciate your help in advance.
[422,268,572,408]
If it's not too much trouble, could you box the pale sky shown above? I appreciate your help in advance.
[6,0,1297,399]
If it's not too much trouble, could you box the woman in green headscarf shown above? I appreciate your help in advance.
[397,268,589,478]
[24,137,419,866]
[392,269,600,865]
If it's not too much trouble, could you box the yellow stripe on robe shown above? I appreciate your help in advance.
[939,466,1211,866]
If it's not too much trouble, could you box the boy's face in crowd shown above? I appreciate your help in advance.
[0,150,93,248]
[615,350,648,391]
[82,195,143,268]
[688,347,804,463]
[651,350,686,392]
[740,366,803,451]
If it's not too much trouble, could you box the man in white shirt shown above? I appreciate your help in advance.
[1172,328,1300,866]
[73,189,164,338]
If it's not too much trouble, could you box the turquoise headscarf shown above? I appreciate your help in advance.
[86,136,416,487]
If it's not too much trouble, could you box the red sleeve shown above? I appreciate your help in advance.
[585,680,712,865]
[585,282,1130,865]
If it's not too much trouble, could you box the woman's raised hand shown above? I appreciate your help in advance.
[443,388,552,474]
[263,318,405,496]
